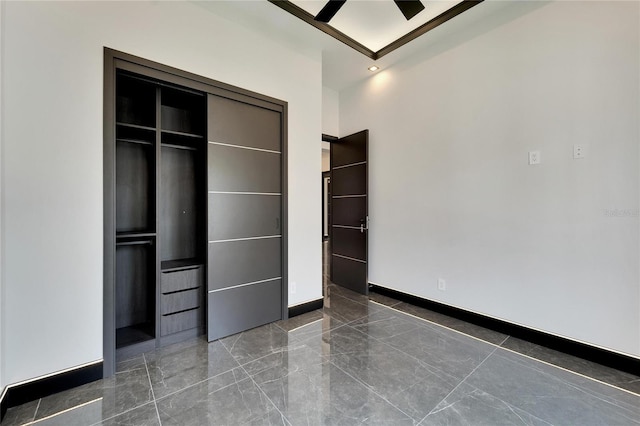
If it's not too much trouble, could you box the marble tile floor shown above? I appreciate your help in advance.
[3,243,639,425]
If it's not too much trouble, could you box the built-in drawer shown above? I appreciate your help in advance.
[161,265,203,293]
[161,308,202,336]
[161,288,202,315]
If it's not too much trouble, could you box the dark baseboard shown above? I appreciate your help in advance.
[288,298,324,318]
[0,362,103,421]
[369,284,640,377]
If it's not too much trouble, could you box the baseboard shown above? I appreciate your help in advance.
[0,361,103,421]
[369,284,640,377]
[288,298,324,318]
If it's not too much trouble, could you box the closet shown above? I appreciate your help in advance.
[114,70,207,357]
[104,50,287,376]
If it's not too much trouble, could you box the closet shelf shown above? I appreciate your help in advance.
[117,122,157,132]
[161,258,203,272]
[162,142,198,151]
[161,129,203,139]
[116,231,156,239]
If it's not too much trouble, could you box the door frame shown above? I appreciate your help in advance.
[322,134,337,269]
[322,171,330,240]
[103,48,288,377]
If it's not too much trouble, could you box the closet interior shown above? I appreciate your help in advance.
[114,71,206,357]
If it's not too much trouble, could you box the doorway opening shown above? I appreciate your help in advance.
[322,131,369,296]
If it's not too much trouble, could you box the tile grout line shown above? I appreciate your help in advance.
[498,335,510,346]
[316,316,460,421]
[338,321,462,385]
[371,300,640,398]
[369,300,499,346]
[86,402,157,426]
[151,365,245,402]
[418,345,500,425]
[238,364,292,426]
[328,360,416,422]
[148,345,252,406]
[328,318,513,422]
[495,346,640,398]
[31,398,41,423]
[142,353,162,426]
[550,376,640,422]
[25,398,103,426]
[489,348,640,417]
[220,342,292,426]
[323,287,640,401]
[326,288,371,308]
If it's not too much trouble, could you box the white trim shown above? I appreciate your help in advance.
[332,160,366,170]
[209,235,281,244]
[332,253,366,264]
[208,140,281,154]
[208,191,281,196]
[209,277,281,293]
[332,195,366,199]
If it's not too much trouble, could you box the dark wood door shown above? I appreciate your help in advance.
[330,130,368,295]
[206,94,284,341]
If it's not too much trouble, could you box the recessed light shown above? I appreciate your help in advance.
[368,65,380,72]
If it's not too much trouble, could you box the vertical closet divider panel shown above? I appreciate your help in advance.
[158,86,206,345]
[154,86,162,346]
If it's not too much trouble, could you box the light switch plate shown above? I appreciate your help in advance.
[529,151,541,165]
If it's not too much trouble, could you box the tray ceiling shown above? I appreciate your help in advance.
[269,0,483,59]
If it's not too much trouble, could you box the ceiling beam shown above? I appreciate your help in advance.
[268,0,376,59]
[268,0,485,60]
[376,0,484,59]
[315,0,347,23]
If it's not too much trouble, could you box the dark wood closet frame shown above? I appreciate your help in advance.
[103,48,289,377]
[322,170,330,240]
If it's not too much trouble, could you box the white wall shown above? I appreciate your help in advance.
[0,0,5,394]
[322,86,339,136]
[3,0,322,386]
[340,1,640,357]
[322,149,330,172]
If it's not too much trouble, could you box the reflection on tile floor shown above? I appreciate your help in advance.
[3,243,640,425]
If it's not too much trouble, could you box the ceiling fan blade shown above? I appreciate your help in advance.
[315,0,347,23]
[393,0,425,20]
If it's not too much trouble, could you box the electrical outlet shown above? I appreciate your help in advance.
[291,281,297,294]
[438,278,446,291]
[573,144,586,159]
[528,151,541,165]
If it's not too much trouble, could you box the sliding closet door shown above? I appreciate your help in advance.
[207,94,283,341]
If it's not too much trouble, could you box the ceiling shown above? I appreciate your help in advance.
[195,0,513,91]
[274,0,481,57]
